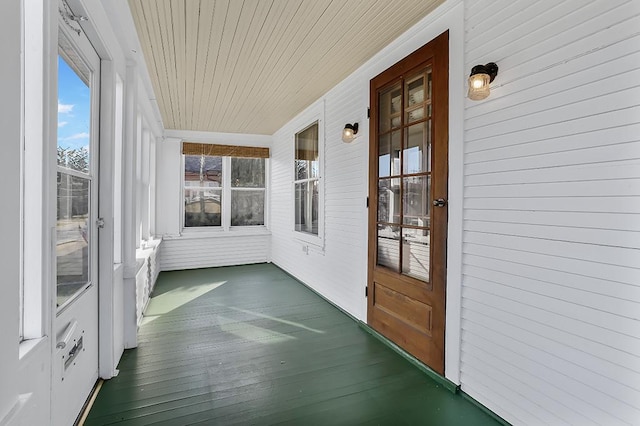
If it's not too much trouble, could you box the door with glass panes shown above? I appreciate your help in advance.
[52,16,100,426]
[367,31,448,374]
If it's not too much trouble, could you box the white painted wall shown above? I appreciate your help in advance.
[459,0,640,424]
[156,131,272,271]
[0,0,24,421]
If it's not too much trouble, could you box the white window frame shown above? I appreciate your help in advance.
[20,0,46,343]
[292,107,325,248]
[181,153,269,234]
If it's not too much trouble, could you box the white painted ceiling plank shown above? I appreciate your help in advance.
[129,0,446,134]
[204,0,245,130]
[218,0,277,126]
[191,0,217,130]
[195,0,229,130]
[184,0,200,130]
[219,0,290,129]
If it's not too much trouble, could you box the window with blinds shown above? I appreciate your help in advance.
[182,143,268,229]
[294,122,320,235]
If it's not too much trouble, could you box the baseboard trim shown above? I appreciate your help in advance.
[357,321,459,393]
[460,390,512,426]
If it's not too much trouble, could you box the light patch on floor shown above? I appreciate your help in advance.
[217,315,297,344]
[216,304,326,334]
[141,281,227,324]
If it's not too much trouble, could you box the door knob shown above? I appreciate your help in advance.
[433,198,447,208]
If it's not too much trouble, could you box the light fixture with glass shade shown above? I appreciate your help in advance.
[342,123,359,143]
[468,62,498,101]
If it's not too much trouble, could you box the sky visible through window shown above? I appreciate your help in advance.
[57,55,90,154]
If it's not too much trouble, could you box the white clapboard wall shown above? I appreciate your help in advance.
[135,240,162,325]
[460,0,640,424]
[160,234,270,271]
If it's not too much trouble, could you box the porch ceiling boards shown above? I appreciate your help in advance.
[85,264,501,425]
[128,0,445,135]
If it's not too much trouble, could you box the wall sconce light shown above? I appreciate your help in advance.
[342,123,359,143]
[468,62,498,101]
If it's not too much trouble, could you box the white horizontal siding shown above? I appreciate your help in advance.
[461,0,640,424]
[160,234,270,271]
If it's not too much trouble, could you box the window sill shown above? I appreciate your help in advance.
[167,227,271,240]
[19,337,47,362]
[293,231,325,253]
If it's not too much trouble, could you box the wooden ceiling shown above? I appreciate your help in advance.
[129,0,444,135]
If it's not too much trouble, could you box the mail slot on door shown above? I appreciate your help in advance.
[64,335,84,370]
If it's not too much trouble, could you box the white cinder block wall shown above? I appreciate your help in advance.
[271,0,640,425]
[460,0,640,424]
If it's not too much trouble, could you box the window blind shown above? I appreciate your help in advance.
[182,142,269,158]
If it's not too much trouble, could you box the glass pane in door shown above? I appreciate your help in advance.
[56,172,90,307]
[403,176,430,227]
[404,122,430,175]
[379,84,402,133]
[377,178,401,224]
[377,224,400,271]
[405,74,425,124]
[402,227,430,281]
[56,52,93,308]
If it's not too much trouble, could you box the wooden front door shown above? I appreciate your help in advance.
[367,31,448,374]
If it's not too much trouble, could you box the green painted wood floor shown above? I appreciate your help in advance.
[86,263,502,425]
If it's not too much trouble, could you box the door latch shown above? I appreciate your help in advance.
[96,217,105,228]
[433,198,447,208]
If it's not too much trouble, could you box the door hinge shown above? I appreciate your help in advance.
[367,108,370,119]
[365,286,368,298]
[366,196,369,208]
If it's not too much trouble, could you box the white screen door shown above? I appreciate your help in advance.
[52,19,101,426]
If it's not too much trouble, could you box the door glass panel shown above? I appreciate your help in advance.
[405,74,425,124]
[391,131,402,176]
[378,178,401,224]
[379,131,401,177]
[403,176,430,227]
[375,66,436,283]
[56,173,90,307]
[56,51,93,309]
[57,54,91,171]
[377,224,400,272]
[379,84,402,133]
[402,227,430,281]
[404,122,430,175]
[378,133,391,177]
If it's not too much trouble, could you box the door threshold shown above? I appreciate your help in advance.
[75,379,103,426]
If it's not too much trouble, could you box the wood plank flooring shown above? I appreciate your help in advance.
[86,263,503,425]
